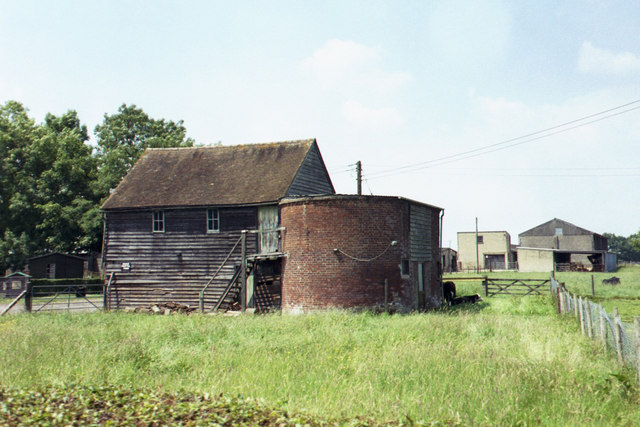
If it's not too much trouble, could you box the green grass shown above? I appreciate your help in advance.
[445,265,640,321]
[1,307,639,425]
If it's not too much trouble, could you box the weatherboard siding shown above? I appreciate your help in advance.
[103,208,258,309]
[286,143,335,196]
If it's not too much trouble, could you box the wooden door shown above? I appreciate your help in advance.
[258,206,279,254]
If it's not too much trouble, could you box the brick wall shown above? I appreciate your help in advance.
[280,196,441,312]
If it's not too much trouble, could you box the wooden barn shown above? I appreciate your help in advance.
[101,139,335,310]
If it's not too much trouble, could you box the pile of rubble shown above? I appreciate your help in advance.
[132,302,198,315]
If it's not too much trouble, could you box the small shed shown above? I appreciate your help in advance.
[28,253,85,279]
[1,272,30,298]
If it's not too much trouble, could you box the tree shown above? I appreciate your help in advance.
[94,104,194,198]
[603,232,640,262]
[0,101,38,271]
[0,102,100,271]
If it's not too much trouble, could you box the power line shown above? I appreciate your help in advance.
[365,99,640,180]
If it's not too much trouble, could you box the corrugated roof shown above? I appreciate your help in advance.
[102,139,317,210]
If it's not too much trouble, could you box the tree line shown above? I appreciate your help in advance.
[0,101,193,272]
[602,233,640,263]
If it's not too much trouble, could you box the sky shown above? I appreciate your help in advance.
[1,0,639,249]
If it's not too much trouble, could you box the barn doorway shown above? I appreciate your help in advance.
[248,258,282,312]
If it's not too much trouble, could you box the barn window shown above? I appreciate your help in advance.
[555,227,563,236]
[207,209,220,233]
[477,235,484,244]
[45,263,56,279]
[152,210,165,233]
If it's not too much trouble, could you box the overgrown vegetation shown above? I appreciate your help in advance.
[1,302,639,425]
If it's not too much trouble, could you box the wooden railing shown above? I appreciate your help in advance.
[199,234,244,312]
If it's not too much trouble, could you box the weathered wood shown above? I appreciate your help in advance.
[410,204,432,262]
[578,297,585,336]
[585,298,593,338]
[285,141,334,197]
[241,231,247,312]
[600,306,607,353]
[0,290,27,316]
[104,207,259,309]
[24,281,32,312]
[613,307,623,364]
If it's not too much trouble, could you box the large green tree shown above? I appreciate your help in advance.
[0,101,195,273]
[0,101,38,270]
[0,102,99,271]
[94,104,194,198]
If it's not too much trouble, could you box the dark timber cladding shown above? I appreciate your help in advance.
[101,139,335,310]
[410,204,432,261]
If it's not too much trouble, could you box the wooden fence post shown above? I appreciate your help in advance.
[573,293,579,319]
[558,290,564,314]
[578,297,585,336]
[634,317,640,384]
[483,278,488,297]
[591,275,595,297]
[613,307,623,364]
[24,280,32,313]
[240,230,247,313]
[600,306,607,354]
[585,299,593,339]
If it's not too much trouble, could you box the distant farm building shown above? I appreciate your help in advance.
[457,231,516,272]
[441,248,457,273]
[100,139,445,312]
[27,253,85,279]
[517,218,614,272]
[0,272,30,298]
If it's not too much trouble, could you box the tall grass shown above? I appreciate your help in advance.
[1,306,638,425]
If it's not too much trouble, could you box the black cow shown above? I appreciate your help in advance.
[451,294,482,305]
[443,281,456,305]
[602,277,621,285]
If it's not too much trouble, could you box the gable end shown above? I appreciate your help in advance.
[285,140,335,197]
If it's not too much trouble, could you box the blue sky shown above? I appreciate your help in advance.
[1,0,639,248]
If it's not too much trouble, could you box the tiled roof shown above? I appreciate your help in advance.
[102,139,317,210]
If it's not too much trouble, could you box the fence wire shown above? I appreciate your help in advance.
[551,278,638,368]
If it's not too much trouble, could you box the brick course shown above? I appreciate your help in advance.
[280,195,442,312]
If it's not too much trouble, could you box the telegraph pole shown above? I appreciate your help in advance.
[356,161,362,195]
[475,217,480,273]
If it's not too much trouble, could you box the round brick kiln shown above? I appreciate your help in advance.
[279,195,442,312]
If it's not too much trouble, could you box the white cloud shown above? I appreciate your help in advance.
[300,39,411,90]
[341,99,404,130]
[578,41,640,75]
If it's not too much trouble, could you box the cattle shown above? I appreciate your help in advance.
[602,276,621,285]
[443,281,456,305]
[451,294,482,305]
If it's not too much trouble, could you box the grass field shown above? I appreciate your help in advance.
[445,265,640,321]
[1,301,639,425]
